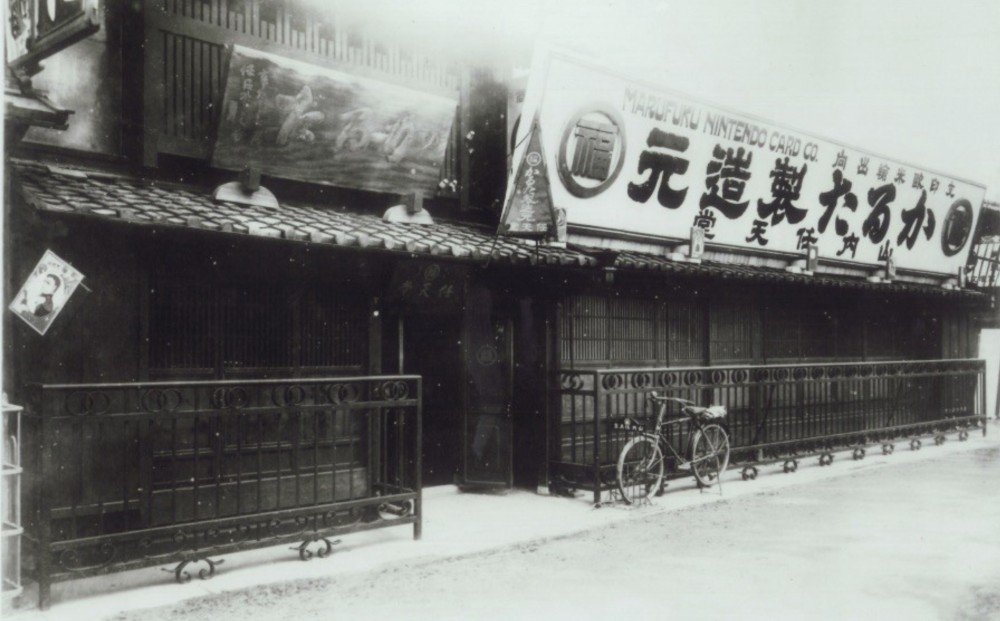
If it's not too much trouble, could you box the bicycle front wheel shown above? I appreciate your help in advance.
[690,424,730,488]
[616,436,664,504]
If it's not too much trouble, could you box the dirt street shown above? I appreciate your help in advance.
[109,447,1000,621]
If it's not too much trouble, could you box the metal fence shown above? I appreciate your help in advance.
[23,375,421,609]
[968,237,1000,288]
[552,359,987,504]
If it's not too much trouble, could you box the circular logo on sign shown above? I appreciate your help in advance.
[423,264,441,281]
[476,344,499,366]
[557,106,626,198]
[941,198,974,257]
[526,151,542,167]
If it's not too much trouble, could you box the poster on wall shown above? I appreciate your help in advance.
[8,250,85,336]
[212,45,457,197]
[509,50,986,277]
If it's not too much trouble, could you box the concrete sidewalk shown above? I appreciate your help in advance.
[9,425,997,620]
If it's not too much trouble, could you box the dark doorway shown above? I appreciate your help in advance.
[511,299,547,489]
[402,315,463,486]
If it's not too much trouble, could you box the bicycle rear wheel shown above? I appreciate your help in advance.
[616,436,664,504]
[690,424,730,487]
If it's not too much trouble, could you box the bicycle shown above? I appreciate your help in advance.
[615,392,731,504]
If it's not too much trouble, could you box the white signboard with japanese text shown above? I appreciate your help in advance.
[510,51,985,276]
[8,250,85,336]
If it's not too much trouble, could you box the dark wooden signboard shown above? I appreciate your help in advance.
[212,45,456,196]
[386,261,468,314]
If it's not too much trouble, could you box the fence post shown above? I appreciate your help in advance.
[414,377,422,541]
[31,387,52,610]
[593,372,603,506]
[984,363,991,437]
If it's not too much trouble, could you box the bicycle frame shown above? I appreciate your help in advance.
[615,395,731,504]
[644,401,722,468]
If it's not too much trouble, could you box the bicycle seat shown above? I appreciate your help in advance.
[686,404,728,419]
[648,392,694,405]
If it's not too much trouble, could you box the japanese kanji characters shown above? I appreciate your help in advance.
[570,119,617,181]
[700,145,753,219]
[757,157,808,225]
[627,128,690,209]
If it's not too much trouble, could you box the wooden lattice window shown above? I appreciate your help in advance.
[560,295,609,364]
[608,297,657,362]
[149,280,217,372]
[667,298,705,365]
[560,294,706,367]
[865,312,896,359]
[763,301,851,361]
[149,276,368,376]
[763,305,801,361]
[709,299,753,363]
[800,307,837,359]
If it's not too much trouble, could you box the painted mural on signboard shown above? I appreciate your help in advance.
[510,50,986,277]
[213,46,456,196]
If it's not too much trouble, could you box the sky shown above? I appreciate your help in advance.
[324,0,1000,200]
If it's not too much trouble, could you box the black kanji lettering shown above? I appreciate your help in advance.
[757,157,808,226]
[862,183,895,245]
[699,144,753,219]
[746,219,769,246]
[817,169,858,234]
[627,128,690,209]
[895,190,935,250]
[693,208,718,239]
[796,227,818,250]
[837,234,859,258]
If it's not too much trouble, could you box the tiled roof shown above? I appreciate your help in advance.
[9,159,595,268]
[611,251,980,297]
[9,159,983,299]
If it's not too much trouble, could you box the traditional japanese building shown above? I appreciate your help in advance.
[2,1,991,609]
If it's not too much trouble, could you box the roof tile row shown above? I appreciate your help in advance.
[9,159,981,299]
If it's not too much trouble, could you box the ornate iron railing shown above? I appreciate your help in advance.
[968,237,1000,288]
[552,359,987,504]
[23,375,421,609]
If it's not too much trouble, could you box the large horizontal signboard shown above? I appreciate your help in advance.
[511,52,985,276]
[213,46,456,196]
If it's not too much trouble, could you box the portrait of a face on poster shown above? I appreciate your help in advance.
[9,250,85,336]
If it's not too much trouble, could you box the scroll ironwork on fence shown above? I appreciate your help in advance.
[552,359,987,504]
[23,375,421,609]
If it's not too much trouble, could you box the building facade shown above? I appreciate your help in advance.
[3,0,991,608]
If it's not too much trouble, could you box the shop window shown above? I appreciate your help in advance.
[560,294,706,367]
[149,280,217,372]
[149,277,367,376]
[800,308,837,359]
[763,304,841,362]
[865,314,896,359]
[609,298,656,362]
[299,288,370,368]
[668,299,706,365]
[709,300,754,363]
[763,306,801,361]
[559,295,609,364]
